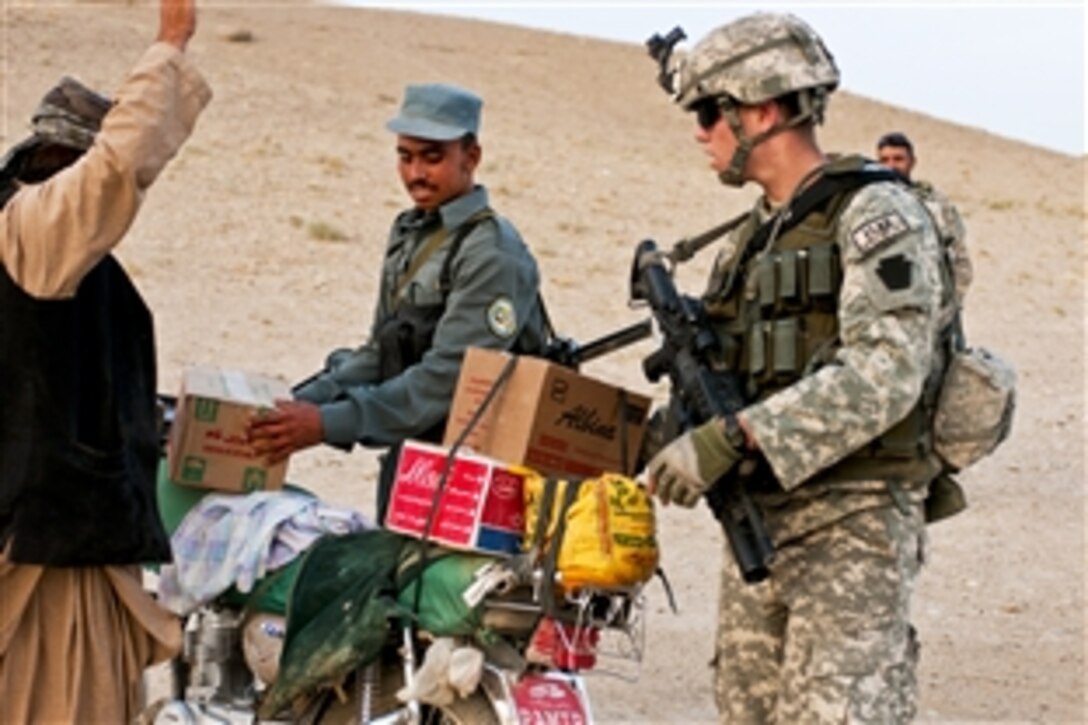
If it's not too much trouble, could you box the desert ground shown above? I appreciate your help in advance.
[2,2,1085,722]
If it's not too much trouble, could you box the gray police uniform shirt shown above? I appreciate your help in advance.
[295,185,546,447]
[732,181,943,541]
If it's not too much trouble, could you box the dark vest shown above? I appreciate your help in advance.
[704,156,942,483]
[0,256,170,565]
[375,211,548,442]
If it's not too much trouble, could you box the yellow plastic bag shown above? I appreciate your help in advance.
[524,474,659,592]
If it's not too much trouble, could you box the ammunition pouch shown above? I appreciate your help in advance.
[375,301,444,382]
[923,471,967,524]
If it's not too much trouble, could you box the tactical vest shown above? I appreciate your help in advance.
[375,211,493,384]
[0,256,170,565]
[703,156,942,484]
[375,210,548,442]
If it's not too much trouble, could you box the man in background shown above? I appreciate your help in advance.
[0,0,211,721]
[247,83,549,523]
[878,131,972,302]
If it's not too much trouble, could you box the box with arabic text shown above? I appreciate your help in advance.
[167,366,290,493]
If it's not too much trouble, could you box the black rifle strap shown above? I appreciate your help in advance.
[411,352,518,617]
[529,479,560,615]
[618,389,629,475]
[393,208,494,302]
[718,166,900,300]
[435,208,495,295]
[666,210,751,265]
[534,477,584,618]
[654,566,679,614]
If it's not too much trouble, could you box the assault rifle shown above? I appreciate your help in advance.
[630,239,774,584]
[293,319,652,395]
[544,318,653,370]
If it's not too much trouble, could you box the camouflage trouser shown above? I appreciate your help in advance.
[713,504,925,724]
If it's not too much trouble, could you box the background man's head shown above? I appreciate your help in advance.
[876,131,916,180]
[386,83,482,211]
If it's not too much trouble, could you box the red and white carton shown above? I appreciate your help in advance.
[385,440,531,555]
[510,672,593,725]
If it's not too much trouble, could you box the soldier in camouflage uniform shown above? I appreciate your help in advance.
[644,13,946,723]
[248,84,549,522]
[877,131,972,303]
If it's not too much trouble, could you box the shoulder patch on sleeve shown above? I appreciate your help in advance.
[486,296,518,339]
[875,253,913,291]
[851,211,909,256]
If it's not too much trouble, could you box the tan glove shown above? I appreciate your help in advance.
[648,417,743,507]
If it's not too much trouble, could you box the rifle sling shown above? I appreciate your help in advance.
[667,210,750,265]
[393,208,494,302]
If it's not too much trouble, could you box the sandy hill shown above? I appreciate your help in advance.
[4,2,1084,721]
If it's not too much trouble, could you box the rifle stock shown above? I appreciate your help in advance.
[631,239,774,584]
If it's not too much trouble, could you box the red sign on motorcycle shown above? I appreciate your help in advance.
[511,673,592,725]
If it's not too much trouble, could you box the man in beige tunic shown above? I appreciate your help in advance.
[0,1,211,721]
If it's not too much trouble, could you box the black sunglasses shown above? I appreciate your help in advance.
[691,96,736,131]
[693,98,720,130]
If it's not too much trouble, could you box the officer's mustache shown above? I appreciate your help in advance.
[407,180,436,193]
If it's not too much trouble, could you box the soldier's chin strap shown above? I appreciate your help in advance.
[716,90,828,188]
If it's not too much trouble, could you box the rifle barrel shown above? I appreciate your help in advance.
[575,319,653,365]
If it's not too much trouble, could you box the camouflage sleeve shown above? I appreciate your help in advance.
[742,182,943,489]
[933,193,972,303]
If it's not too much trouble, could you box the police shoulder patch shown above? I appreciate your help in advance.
[851,211,909,256]
[486,296,518,338]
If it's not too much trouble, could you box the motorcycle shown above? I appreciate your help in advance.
[141,396,650,724]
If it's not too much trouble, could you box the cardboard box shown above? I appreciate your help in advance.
[167,366,290,493]
[443,348,650,479]
[385,440,530,555]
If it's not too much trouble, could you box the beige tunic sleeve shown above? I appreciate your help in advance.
[0,42,212,299]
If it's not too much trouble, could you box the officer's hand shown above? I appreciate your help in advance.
[158,0,196,51]
[246,400,323,464]
[647,417,743,508]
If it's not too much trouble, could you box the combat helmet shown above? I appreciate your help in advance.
[648,13,839,186]
[676,13,838,115]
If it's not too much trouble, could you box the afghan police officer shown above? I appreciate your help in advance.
[247,83,549,522]
[877,131,972,304]
[644,13,945,723]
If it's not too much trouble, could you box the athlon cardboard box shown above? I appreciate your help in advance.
[442,348,650,479]
[385,440,529,555]
[167,366,290,493]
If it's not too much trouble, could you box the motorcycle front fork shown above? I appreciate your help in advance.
[353,624,420,725]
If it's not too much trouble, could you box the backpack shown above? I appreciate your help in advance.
[922,211,1016,522]
[931,318,1017,473]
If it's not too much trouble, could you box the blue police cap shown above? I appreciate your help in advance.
[385,83,481,141]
